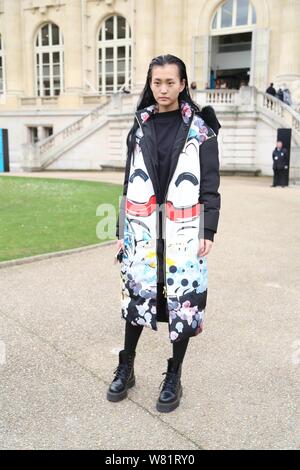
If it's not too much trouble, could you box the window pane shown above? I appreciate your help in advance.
[106,75,113,86]
[42,24,49,46]
[53,65,60,76]
[129,46,131,71]
[53,52,59,63]
[117,46,125,58]
[54,79,60,87]
[43,53,49,64]
[106,47,113,59]
[99,49,102,60]
[105,16,114,40]
[117,16,126,39]
[43,65,50,76]
[52,24,59,45]
[37,54,39,65]
[221,0,233,27]
[236,0,249,26]
[212,13,217,29]
[252,6,257,23]
[117,75,125,85]
[54,89,60,96]
[118,60,125,72]
[106,62,113,73]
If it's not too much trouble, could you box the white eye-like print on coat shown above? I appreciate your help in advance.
[165,136,201,255]
[166,139,200,215]
[167,140,199,212]
[123,145,157,280]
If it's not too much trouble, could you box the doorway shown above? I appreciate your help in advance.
[210,32,252,89]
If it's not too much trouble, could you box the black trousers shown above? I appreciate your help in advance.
[124,283,190,367]
[273,169,286,186]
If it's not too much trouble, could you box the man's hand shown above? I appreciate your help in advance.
[197,239,213,257]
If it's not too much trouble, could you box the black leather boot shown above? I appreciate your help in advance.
[156,358,183,413]
[107,349,136,402]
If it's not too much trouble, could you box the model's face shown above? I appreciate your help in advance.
[150,64,185,110]
[277,141,283,149]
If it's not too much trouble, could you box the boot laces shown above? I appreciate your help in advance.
[113,355,134,382]
[113,363,130,381]
[159,371,179,392]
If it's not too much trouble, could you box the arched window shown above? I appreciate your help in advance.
[98,15,131,94]
[211,0,256,32]
[0,34,4,94]
[35,22,64,97]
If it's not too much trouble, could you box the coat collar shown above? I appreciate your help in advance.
[135,99,194,127]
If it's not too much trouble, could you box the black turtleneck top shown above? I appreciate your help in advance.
[152,107,182,199]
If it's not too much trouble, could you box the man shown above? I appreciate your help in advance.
[283,88,292,106]
[271,140,289,187]
[266,83,276,110]
[266,83,276,97]
[277,88,284,102]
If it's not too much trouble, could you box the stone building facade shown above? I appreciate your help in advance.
[0,0,300,175]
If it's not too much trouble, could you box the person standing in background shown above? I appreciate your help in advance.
[266,83,276,97]
[271,140,289,187]
[276,87,284,102]
[190,81,197,100]
[283,88,292,106]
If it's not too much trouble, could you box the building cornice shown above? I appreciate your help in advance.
[23,0,66,15]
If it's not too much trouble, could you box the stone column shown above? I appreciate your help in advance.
[277,0,300,86]
[156,0,183,58]
[133,0,155,90]
[59,0,83,107]
[2,0,24,105]
[37,126,44,142]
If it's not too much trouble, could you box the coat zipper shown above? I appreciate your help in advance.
[134,112,162,290]
[134,110,194,300]
[162,110,194,298]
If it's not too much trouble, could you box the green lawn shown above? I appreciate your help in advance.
[0,176,121,262]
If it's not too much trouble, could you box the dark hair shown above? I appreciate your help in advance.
[125,54,200,163]
[125,54,220,164]
[136,54,200,112]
